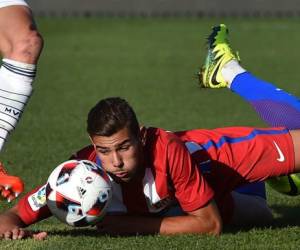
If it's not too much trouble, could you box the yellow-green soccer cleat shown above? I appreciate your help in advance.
[198,24,239,88]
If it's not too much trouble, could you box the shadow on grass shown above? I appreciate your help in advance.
[269,204,300,228]
[45,228,141,238]
[37,204,300,237]
[224,204,300,234]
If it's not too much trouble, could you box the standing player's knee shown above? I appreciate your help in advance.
[9,29,44,64]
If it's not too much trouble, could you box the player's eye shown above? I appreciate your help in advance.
[118,144,131,151]
[98,149,110,155]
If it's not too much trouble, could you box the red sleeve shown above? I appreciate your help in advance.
[16,184,52,226]
[167,138,214,212]
[69,145,97,161]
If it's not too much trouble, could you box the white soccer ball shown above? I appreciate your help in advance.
[46,159,112,227]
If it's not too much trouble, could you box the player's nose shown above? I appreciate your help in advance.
[111,151,123,168]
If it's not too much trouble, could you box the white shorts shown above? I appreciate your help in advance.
[0,0,28,8]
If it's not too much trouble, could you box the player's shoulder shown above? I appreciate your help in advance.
[175,128,235,144]
[69,144,97,161]
[145,127,183,145]
[144,127,188,161]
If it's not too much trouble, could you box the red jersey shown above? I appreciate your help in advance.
[16,126,294,225]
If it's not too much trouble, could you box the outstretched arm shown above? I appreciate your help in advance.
[0,206,47,240]
[0,206,26,230]
[0,184,52,240]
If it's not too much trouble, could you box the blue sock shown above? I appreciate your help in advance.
[231,72,300,129]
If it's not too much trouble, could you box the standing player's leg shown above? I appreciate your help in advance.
[0,1,43,201]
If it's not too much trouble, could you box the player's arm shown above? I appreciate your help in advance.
[161,138,222,234]
[0,206,26,229]
[0,206,47,240]
[98,199,221,235]
[159,200,221,235]
[0,206,27,239]
[97,200,221,235]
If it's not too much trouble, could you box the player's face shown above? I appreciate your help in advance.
[90,126,143,183]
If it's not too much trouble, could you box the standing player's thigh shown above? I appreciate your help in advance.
[0,3,36,59]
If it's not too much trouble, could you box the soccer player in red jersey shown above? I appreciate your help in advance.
[0,97,297,238]
[0,0,43,201]
[0,24,299,239]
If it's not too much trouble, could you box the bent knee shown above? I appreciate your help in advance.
[4,29,44,63]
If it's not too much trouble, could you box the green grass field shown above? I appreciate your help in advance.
[1,17,300,249]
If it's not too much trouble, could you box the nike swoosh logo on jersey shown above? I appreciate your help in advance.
[273,141,285,162]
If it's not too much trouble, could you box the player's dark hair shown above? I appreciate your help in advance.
[87,97,140,137]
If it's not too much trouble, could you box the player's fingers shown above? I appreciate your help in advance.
[4,229,33,240]
[32,232,47,240]
[17,229,26,240]
[11,228,24,240]
[4,230,12,240]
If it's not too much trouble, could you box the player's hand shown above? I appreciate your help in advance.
[0,163,24,202]
[0,228,47,240]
